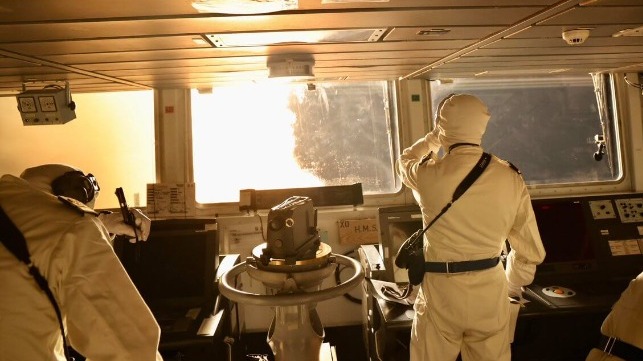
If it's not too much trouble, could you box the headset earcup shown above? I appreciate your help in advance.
[51,171,91,204]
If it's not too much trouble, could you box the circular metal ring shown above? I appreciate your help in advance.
[219,254,364,306]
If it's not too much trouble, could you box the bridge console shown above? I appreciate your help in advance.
[361,192,643,361]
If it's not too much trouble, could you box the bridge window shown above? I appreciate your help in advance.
[430,75,622,186]
[191,81,399,203]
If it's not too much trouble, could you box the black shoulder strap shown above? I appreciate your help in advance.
[387,153,492,299]
[0,206,32,264]
[453,152,491,201]
[425,152,491,229]
[0,206,75,361]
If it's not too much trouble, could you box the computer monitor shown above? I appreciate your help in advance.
[377,205,423,283]
[114,219,219,312]
[531,199,596,282]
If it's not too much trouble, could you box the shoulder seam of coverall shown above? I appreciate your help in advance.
[491,154,522,175]
[57,195,100,217]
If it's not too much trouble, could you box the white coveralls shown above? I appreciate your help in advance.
[0,174,163,361]
[585,271,643,361]
[396,94,546,361]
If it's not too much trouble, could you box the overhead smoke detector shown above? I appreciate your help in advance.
[562,29,590,45]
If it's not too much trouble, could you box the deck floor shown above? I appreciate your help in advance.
[236,325,368,361]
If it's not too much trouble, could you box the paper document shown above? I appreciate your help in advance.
[369,279,417,306]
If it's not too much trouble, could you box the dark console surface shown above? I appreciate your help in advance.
[530,194,642,283]
[114,218,223,351]
[362,192,643,361]
[523,193,642,313]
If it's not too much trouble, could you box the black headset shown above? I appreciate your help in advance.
[51,171,100,204]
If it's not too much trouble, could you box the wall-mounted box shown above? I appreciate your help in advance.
[16,87,76,125]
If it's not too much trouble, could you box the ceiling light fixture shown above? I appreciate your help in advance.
[191,0,298,14]
[205,28,385,48]
[612,25,643,37]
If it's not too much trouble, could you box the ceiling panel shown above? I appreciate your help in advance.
[0,0,639,94]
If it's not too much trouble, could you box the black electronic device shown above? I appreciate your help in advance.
[114,187,139,243]
[376,205,423,283]
[526,197,603,308]
[526,194,642,308]
[530,198,597,282]
[530,194,643,284]
[113,218,218,344]
[115,187,135,225]
[261,196,320,265]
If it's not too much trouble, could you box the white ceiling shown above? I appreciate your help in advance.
[0,0,641,93]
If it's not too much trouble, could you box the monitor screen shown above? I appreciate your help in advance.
[377,205,423,283]
[531,199,595,278]
[115,219,218,310]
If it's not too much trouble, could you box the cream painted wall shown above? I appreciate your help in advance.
[0,90,155,209]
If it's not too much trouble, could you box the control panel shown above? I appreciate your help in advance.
[614,197,643,223]
[588,199,617,220]
[532,192,642,286]
[590,195,643,259]
[16,85,76,125]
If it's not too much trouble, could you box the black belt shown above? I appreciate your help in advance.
[597,335,643,361]
[424,257,499,274]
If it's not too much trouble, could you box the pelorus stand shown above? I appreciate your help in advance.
[219,242,363,361]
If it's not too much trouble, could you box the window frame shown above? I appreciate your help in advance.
[188,80,405,207]
[421,75,632,199]
[155,74,637,216]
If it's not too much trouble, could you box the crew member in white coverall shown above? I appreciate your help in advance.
[0,164,163,361]
[585,271,643,361]
[396,94,546,361]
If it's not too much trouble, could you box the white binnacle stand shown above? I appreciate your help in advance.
[219,242,364,361]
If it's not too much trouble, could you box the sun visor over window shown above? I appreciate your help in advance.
[241,183,363,210]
